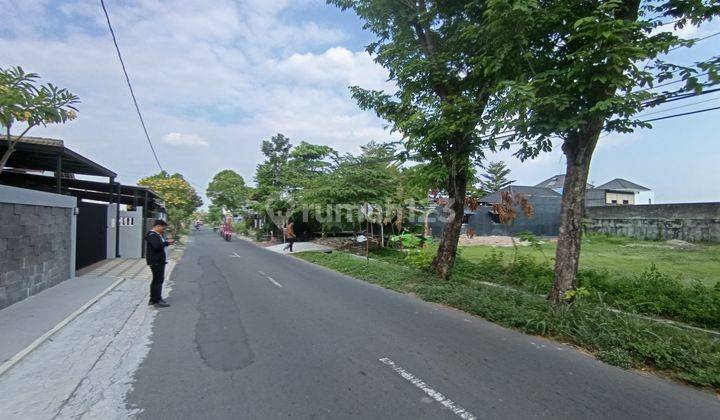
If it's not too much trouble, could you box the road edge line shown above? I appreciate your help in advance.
[0,276,128,377]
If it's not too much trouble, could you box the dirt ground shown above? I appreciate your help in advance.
[458,235,533,247]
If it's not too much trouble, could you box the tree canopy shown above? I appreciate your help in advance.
[0,66,79,174]
[206,169,248,214]
[139,171,203,237]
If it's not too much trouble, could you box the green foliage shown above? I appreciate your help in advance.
[580,264,720,329]
[328,0,523,276]
[205,204,223,225]
[297,250,720,389]
[389,232,422,249]
[138,171,202,237]
[477,161,515,194]
[206,170,248,213]
[405,244,438,271]
[302,141,401,229]
[0,66,79,172]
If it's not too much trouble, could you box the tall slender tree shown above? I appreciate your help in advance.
[478,161,515,194]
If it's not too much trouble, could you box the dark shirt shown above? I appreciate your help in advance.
[145,231,169,265]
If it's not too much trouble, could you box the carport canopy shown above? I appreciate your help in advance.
[1,136,116,177]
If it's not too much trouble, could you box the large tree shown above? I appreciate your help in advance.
[206,169,248,214]
[139,171,203,238]
[487,0,720,302]
[255,133,292,197]
[303,141,399,231]
[329,0,511,278]
[0,66,79,174]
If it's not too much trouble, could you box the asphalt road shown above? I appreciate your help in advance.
[127,229,720,419]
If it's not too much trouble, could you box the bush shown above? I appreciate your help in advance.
[580,264,720,329]
[449,253,720,329]
[405,244,437,271]
[388,232,422,249]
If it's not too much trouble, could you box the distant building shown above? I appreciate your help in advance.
[423,185,563,237]
[586,178,653,207]
[535,175,653,207]
[534,174,593,194]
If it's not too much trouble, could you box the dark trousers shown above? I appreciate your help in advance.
[284,238,295,252]
[149,263,166,303]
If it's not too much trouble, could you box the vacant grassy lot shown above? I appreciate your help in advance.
[460,235,720,286]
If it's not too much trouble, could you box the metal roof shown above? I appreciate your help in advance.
[0,171,164,211]
[1,136,116,178]
[479,185,561,203]
[534,174,566,189]
[594,178,650,192]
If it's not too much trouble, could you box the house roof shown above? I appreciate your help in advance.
[535,174,594,190]
[534,174,566,189]
[1,136,116,178]
[479,185,561,203]
[594,178,650,192]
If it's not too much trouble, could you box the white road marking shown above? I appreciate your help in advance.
[378,357,476,420]
[230,252,242,258]
[257,271,282,287]
[265,276,283,288]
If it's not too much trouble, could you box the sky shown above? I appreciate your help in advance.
[1,0,718,204]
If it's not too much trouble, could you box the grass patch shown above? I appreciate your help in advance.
[296,250,720,390]
[460,234,720,287]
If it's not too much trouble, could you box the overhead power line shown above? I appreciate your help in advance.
[667,31,720,52]
[636,96,720,118]
[100,0,164,173]
[640,105,720,122]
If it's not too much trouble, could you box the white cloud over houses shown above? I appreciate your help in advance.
[162,133,209,147]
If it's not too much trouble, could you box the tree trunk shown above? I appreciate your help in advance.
[0,146,15,176]
[548,122,603,303]
[432,169,467,279]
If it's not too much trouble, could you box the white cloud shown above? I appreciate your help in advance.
[0,0,395,196]
[161,132,209,147]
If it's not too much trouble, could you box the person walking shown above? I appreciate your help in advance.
[145,219,174,308]
[283,220,296,252]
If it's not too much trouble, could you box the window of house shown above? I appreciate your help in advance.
[622,200,629,204]
[611,200,617,204]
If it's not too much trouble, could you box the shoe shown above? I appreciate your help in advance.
[153,301,170,308]
[148,300,154,305]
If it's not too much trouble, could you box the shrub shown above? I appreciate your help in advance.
[388,232,422,249]
[405,244,438,271]
[581,264,720,329]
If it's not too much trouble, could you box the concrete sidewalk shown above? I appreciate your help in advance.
[0,255,179,418]
[0,262,131,366]
[264,241,333,254]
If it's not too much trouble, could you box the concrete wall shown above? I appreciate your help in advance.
[118,207,142,258]
[586,202,720,242]
[0,185,77,309]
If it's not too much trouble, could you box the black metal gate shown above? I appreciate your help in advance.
[76,201,108,269]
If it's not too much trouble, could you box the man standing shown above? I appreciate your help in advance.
[145,220,174,308]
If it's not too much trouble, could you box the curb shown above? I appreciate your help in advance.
[0,276,128,377]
